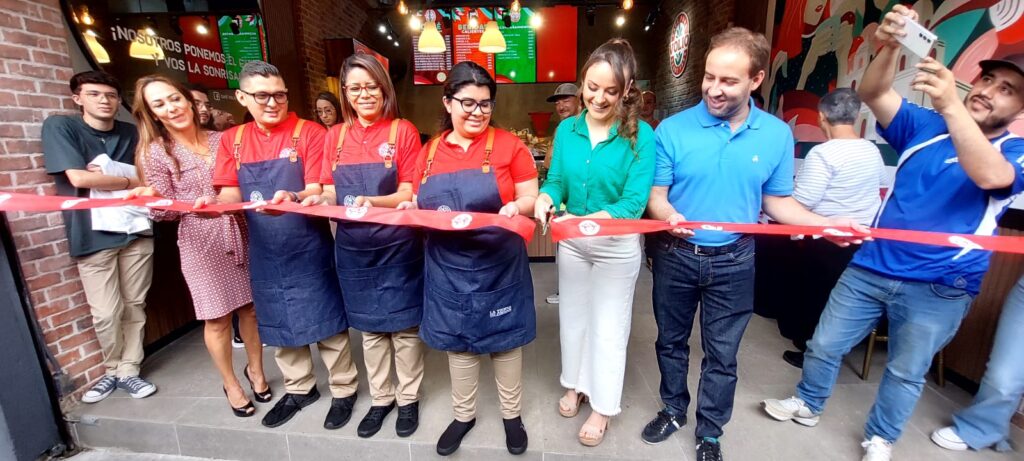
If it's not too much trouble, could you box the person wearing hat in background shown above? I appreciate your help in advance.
[761,5,1024,461]
[542,82,581,305]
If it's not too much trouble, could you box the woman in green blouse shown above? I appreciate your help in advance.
[534,38,655,447]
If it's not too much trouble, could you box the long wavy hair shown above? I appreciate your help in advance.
[580,38,642,147]
[130,75,203,183]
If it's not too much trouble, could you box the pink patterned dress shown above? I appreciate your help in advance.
[143,131,253,320]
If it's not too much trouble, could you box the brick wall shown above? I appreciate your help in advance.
[652,0,736,118]
[293,0,372,118]
[0,0,100,407]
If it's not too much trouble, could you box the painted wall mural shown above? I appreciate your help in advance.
[764,0,1024,161]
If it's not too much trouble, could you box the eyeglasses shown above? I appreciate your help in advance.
[345,84,382,97]
[81,91,119,102]
[315,107,335,115]
[449,96,495,114]
[239,90,288,105]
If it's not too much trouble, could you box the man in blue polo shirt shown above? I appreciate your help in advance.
[761,5,1024,461]
[641,27,862,461]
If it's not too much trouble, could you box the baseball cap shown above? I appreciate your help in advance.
[546,83,579,103]
[979,53,1024,78]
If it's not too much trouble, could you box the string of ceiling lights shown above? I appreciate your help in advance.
[378,1,659,54]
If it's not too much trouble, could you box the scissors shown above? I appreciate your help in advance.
[541,205,562,235]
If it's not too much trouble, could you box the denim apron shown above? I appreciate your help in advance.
[232,121,347,347]
[415,128,536,354]
[330,120,424,333]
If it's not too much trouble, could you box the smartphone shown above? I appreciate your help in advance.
[896,17,937,59]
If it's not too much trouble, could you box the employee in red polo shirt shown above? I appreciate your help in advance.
[401,61,538,457]
[301,54,425,439]
[202,61,358,431]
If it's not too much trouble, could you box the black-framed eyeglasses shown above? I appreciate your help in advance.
[449,96,495,114]
[239,90,288,105]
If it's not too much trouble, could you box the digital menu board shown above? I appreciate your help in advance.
[412,6,577,85]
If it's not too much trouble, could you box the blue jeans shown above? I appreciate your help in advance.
[651,234,755,439]
[796,266,973,443]
[952,274,1024,451]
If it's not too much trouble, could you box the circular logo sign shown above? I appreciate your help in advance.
[578,220,601,236]
[437,205,452,213]
[345,206,368,219]
[343,195,357,206]
[249,191,264,202]
[669,12,691,78]
[378,142,395,158]
[451,213,473,229]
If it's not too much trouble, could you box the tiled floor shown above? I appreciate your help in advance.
[69,263,1023,461]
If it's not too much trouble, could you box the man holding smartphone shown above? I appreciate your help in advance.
[761,5,1024,461]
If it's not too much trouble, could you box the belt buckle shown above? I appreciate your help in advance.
[692,243,703,255]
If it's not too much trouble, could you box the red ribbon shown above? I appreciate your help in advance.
[0,192,536,243]
[549,218,1024,255]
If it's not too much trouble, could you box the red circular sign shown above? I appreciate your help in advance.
[669,12,690,78]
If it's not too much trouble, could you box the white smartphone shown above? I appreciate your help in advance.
[896,17,937,59]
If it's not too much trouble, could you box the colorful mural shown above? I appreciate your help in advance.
[764,0,1024,155]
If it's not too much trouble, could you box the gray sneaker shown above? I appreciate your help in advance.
[761,396,820,426]
[117,375,157,399]
[81,375,118,403]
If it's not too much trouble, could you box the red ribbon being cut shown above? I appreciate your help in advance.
[4,192,1024,255]
[0,192,537,243]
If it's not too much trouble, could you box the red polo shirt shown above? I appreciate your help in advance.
[412,128,538,205]
[320,118,422,185]
[212,113,327,187]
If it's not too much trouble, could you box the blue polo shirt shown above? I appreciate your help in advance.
[851,99,1024,295]
[654,99,795,246]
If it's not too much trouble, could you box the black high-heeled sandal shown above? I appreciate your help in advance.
[244,365,272,403]
[223,387,255,417]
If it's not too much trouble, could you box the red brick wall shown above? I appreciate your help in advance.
[293,0,371,118]
[0,0,101,406]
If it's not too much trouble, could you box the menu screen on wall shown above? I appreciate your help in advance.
[412,6,576,85]
[218,15,268,88]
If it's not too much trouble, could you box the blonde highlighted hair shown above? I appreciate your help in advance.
[130,75,203,183]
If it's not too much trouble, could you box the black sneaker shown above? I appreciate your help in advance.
[262,388,320,428]
[641,409,684,444]
[117,375,157,399]
[324,394,357,430]
[396,401,419,437]
[436,419,475,456]
[782,350,804,368]
[503,416,528,455]
[357,402,395,438]
[697,437,724,461]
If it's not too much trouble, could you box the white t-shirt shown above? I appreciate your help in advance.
[793,138,887,225]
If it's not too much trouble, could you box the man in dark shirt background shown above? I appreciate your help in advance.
[42,70,156,403]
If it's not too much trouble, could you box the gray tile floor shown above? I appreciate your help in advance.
[69,263,1023,461]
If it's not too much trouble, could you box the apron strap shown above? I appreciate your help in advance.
[331,123,350,172]
[232,124,246,170]
[482,127,494,174]
[384,119,400,169]
[421,136,442,185]
[288,119,305,163]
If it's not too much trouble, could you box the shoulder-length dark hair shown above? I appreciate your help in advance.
[580,38,642,146]
[339,54,399,125]
[314,91,342,127]
[130,75,202,182]
[438,61,497,134]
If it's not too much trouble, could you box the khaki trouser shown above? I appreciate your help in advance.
[76,237,155,378]
[363,327,425,406]
[448,347,523,421]
[274,332,358,398]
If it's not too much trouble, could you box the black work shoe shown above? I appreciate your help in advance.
[503,416,528,455]
[783,350,805,369]
[641,409,685,444]
[357,401,395,438]
[324,394,357,430]
[697,437,724,461]
[261,388,321,428]
[436,419,476,456]
[396,401,419,437]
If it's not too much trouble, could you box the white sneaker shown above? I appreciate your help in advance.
[861,436,892,461]
[546,293,559,304]
[761,396,820,426]
[81,375,118,403]
[930,427,968,451]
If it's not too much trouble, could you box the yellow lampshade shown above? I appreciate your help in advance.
[418,20,446,53]
[129,32,164,61]
[83,31,110,64]
[479,21,506,54]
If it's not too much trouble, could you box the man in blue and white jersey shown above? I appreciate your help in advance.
[761,5,1024,461]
